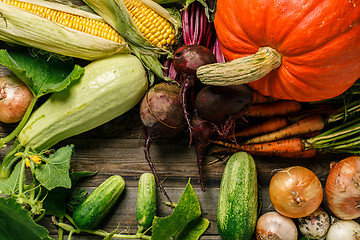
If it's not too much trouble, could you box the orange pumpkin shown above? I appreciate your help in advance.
[197,0,360,102]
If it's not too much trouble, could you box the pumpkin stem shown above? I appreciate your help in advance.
[196,46,282,86]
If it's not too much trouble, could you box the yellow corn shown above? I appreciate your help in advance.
[1,0,123,44]
[124,0,176,48]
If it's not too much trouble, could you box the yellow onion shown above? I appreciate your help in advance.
[325,156,360,220]
[0,73,33,123]
[269,166,323,218]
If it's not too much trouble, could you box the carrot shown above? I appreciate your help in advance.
[300,130,322,138]
[251,90,277,103]
[234,117,289,138]
[209,147,316,158]
[210,138,306,153]
[244,100,302,118]
[243,114,326,144]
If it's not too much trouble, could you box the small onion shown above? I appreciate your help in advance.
[0,73,33,123]
[326,219,360,240]
[325,156,360,220]
[255,211,298,240]
[269,166,323,218]
[297,207,330,239]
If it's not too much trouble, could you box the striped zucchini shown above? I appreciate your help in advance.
[17,53,148,151]
[72,175,125,230]
[217,151,258,240]
[136,173,157,233]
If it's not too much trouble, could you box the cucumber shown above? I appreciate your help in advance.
[72,175,125,230]
[217,151,258,240]
[17,53,148,151]
[136,173,157,233]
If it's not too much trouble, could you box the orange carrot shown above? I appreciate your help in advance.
[209,147,316,158]
[244,100,302,118]
[210,138,305,153]
[234,117,288,138]
[244,114,326,144]
[251,90,277,103]
[300,130,322,138]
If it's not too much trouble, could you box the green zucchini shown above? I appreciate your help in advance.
[72,175,125,230]
[217,151,258,240]
[17,53,148,151]
[136,173,157,233]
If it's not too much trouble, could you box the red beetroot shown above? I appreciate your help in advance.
[140,82,185,201]
[172,44,217,134]
[195,85,253,124]
[190,115,214,191]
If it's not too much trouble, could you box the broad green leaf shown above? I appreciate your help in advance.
[34,145,74,190]
[0,46,84,97]
[151,180,207,240]
[0,160,24,196]
[173,217,209,240]
[43,187,71,217]
[43,170,95,217]
[0,197,52,240]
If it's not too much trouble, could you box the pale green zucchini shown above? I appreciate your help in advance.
[17,53,148,151]
[217,151,258,240]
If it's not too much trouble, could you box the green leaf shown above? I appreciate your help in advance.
[43,187,71,217]
[0,46,84,97]
[43,170,95,217]
[0,197,52,240]
[66,188,88,213]
[173,217,209,240]
[0,161,24,196]
[151,180,208,240]
[34,145,74,190]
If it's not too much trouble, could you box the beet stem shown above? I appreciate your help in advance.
[144,131,173,203]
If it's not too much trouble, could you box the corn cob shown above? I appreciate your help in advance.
[124,0,176,48]
[83,0,180,51]
[0,0,130,60]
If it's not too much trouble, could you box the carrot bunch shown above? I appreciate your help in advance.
[210,88,360,158]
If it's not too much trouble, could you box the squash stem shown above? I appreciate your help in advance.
[197,46,282,86]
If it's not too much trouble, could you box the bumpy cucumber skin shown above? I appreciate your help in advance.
[217,151,258,240]
[18,54,148,151]
[136,173,157,232]
[72,175,125,230]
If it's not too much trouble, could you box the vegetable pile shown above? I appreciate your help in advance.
[0,0,359,239]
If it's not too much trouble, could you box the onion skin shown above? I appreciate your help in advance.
[325,156,360,220]
[0,73,33,123]
[256,211,298,240]
[269,166,323,218]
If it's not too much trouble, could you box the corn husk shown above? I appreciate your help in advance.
[0,0,130,60]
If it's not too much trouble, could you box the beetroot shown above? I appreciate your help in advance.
[190,115,214,191]
[172,45,217,133]
[172,44,218,191]
[173,44,217,77]
[195,85,253,123]
[140,82,185,201]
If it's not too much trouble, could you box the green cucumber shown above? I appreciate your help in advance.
[17,53,148,151]
[72,175,125,230]
[136,173,157,233]
[217,151,258,240]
